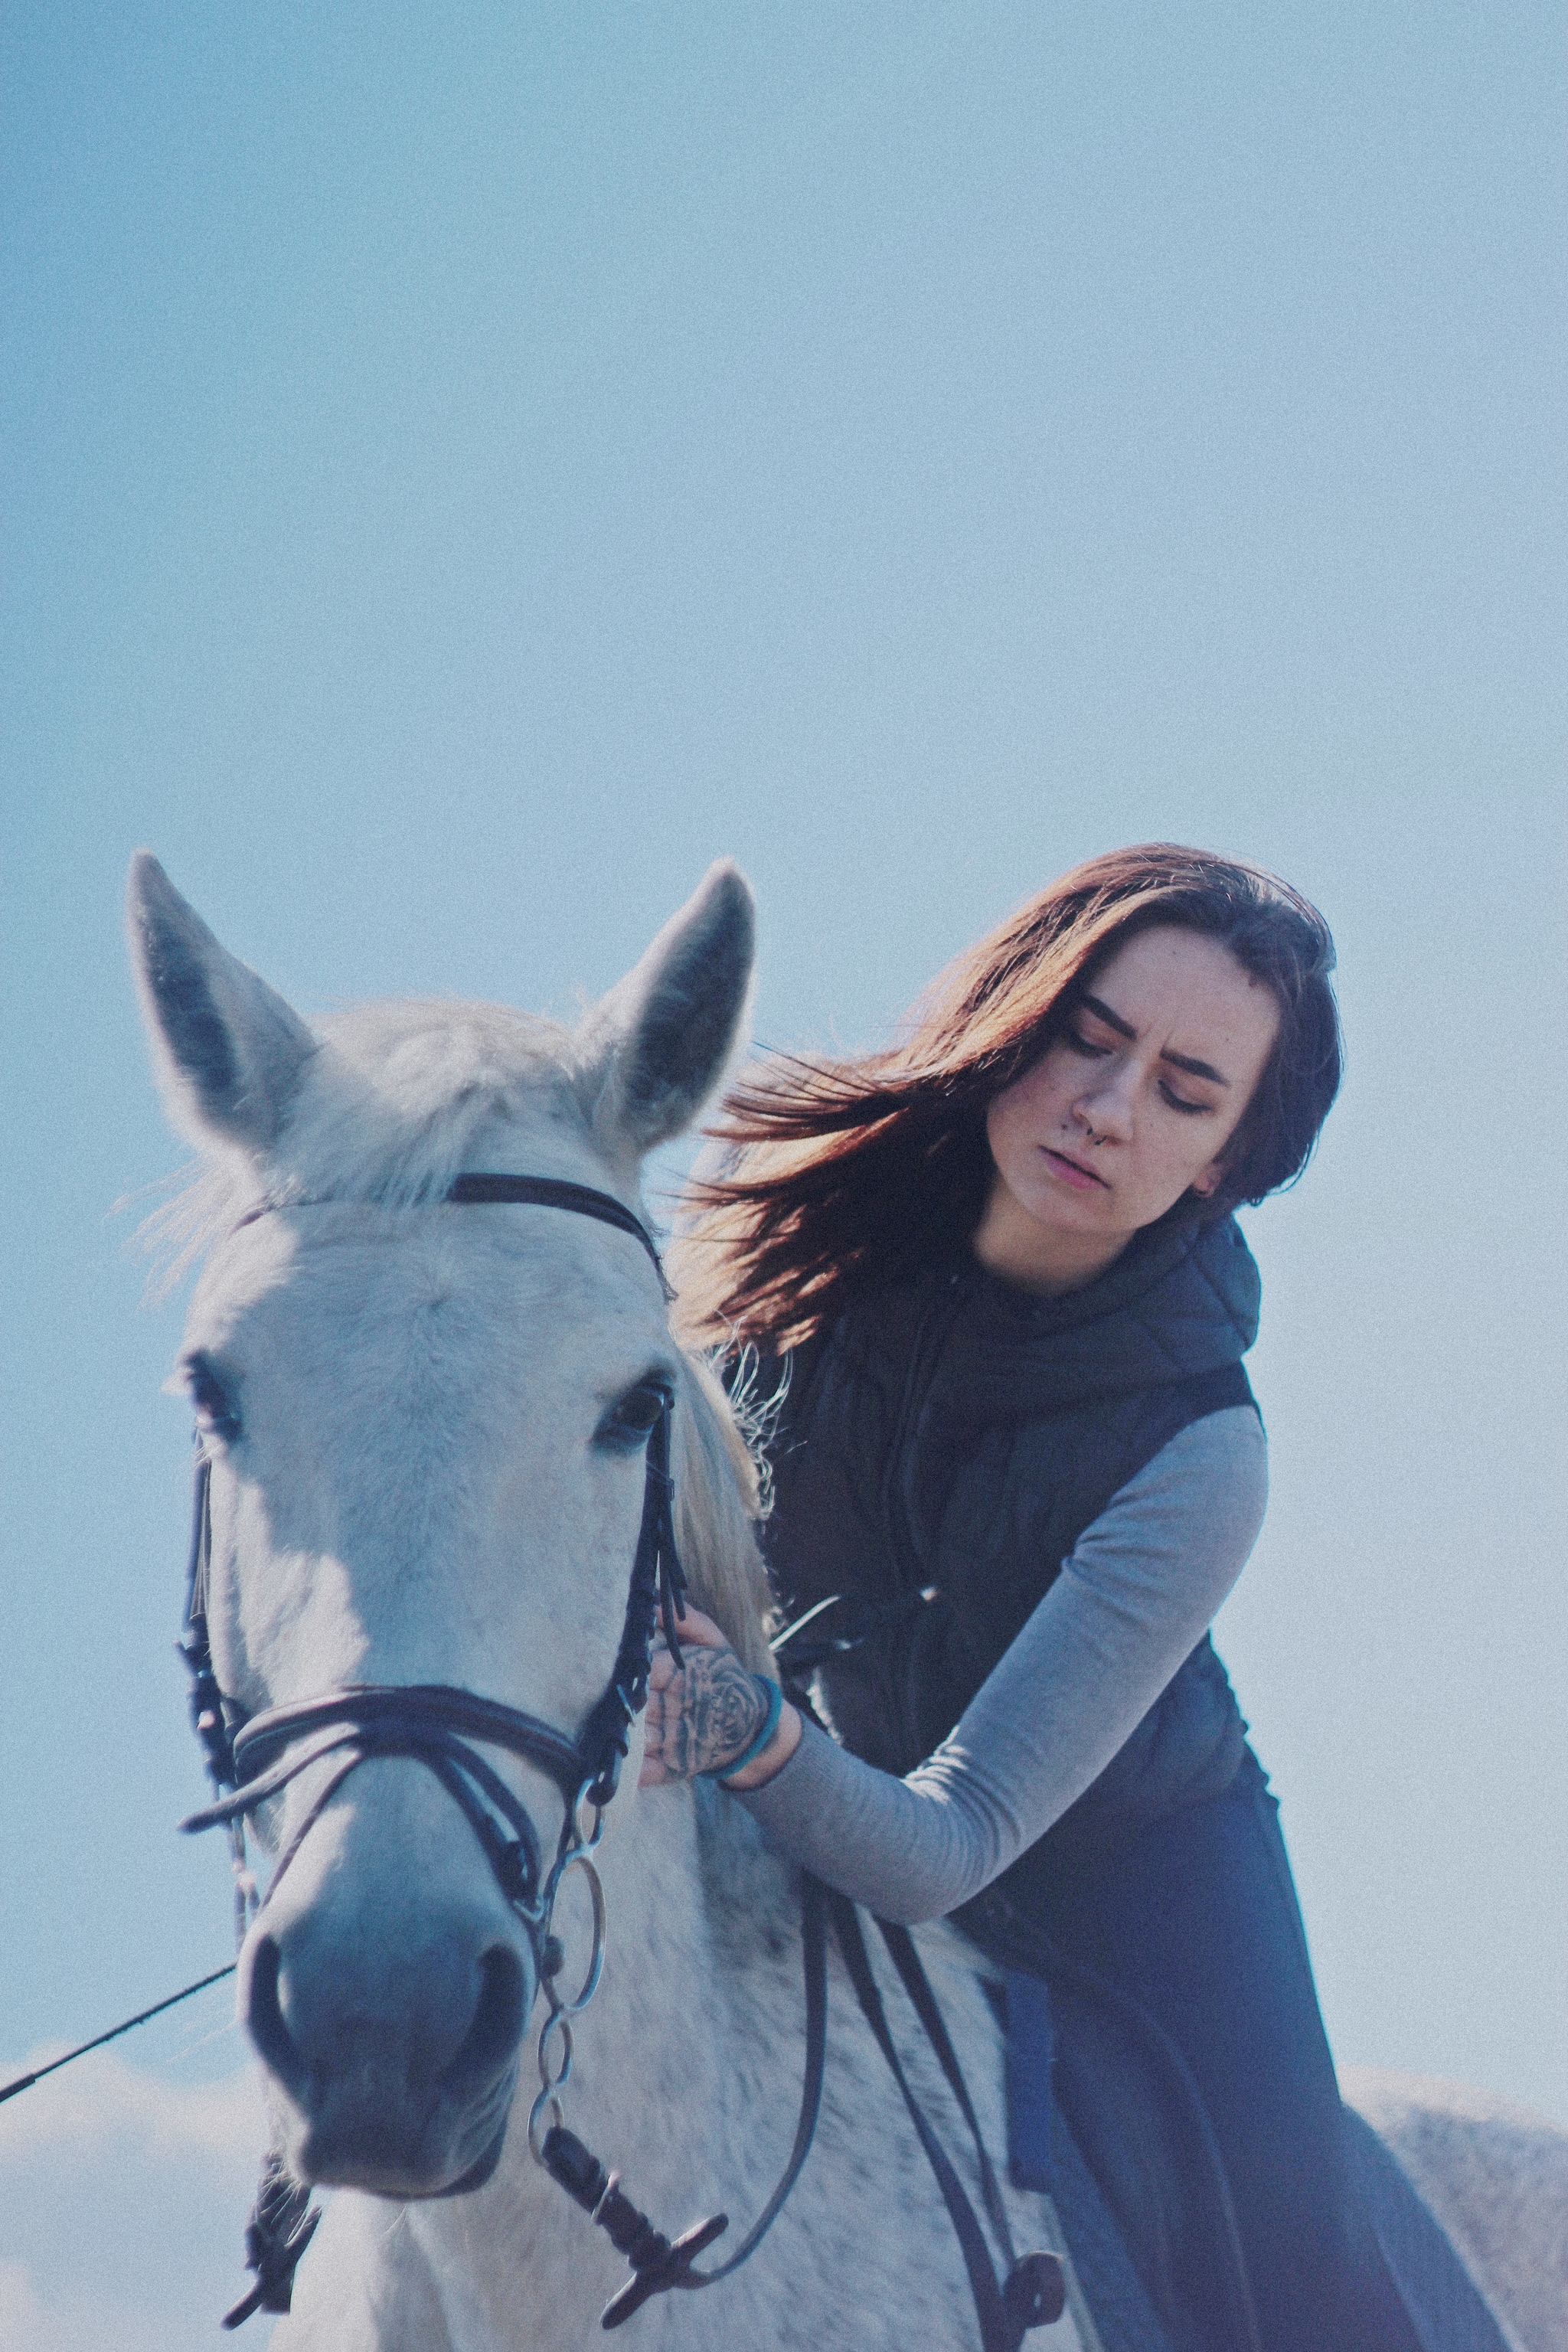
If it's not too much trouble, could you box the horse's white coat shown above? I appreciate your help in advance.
[127,854,1560,2350]
[1342,2070,1568,2352]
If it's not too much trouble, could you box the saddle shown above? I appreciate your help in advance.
[956,1893,1511,2352]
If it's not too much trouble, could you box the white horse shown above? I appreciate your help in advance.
[127,853,1566,2352]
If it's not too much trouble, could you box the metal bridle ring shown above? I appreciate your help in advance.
[570,1777,607,1854]
[542,1848,606,2016]
[537,2010,574,2091]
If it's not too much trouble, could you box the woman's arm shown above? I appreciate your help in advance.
[643,1405,1266,1922]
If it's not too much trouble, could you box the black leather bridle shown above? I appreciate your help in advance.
[180,1172,1063,2345]
[180,1184,689,1913]
[178,1175,715,2326]
[182,1174,689,1859]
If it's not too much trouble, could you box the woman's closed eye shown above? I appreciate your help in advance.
[1157,1081,1210,1116]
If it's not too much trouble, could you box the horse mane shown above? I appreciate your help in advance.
[671,1354,777,1679]
[137,992,779,1674]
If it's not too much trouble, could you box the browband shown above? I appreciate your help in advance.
[446,1175,665,1284]
[237,1174,670,1295]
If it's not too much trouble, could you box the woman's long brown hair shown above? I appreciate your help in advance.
[670,844,1341,1351]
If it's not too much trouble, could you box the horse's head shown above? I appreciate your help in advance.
[127,852,763,2199]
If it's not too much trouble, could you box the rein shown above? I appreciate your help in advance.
[177,1172,1061,2344]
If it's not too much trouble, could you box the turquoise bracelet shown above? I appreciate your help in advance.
[706,1676,786,1786]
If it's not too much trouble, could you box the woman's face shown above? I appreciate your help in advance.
[980,926,1281,1289]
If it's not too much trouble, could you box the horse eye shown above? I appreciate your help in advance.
[185,1353,242,1443]
[595,1381,669,1451]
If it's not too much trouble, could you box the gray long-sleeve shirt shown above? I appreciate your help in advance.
[735,1406,1267,1924]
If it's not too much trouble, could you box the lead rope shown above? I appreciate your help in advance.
[0,1965,238,2109]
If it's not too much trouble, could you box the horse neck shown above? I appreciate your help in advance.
[545,1772,799,2151]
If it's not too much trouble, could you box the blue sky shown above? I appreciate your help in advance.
[2,5,1563,2342]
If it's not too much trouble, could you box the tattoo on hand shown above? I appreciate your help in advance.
[664,1648,768,1778]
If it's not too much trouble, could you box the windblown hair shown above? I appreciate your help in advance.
[671,844,1341,1351]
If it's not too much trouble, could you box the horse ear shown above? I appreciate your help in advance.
[126,851,316,1155]
[586,861,756,1159]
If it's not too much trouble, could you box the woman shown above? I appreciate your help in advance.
[640,844,1413,2351]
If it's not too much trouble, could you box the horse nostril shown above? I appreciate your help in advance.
[444,1945,528,2093]
[243,1933,308,2097]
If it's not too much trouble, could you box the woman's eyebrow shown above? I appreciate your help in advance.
[1162,1048,1230,1086]
[1077,991,1137,1039]
[1077,992,1230,1087]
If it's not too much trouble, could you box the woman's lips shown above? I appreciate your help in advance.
[1041,1146,1109,1192]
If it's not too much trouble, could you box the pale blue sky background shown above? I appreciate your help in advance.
[2,5,1564,2344]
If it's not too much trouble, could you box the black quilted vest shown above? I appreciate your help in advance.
[759,1209,1263,1899]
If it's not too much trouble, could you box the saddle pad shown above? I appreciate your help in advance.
[1344,2109,1514,2352]
[1005,1971,1178,2352]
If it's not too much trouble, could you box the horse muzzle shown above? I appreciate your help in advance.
[240,1876,534,2197]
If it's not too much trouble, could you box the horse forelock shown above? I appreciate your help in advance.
[137,995,593,1287]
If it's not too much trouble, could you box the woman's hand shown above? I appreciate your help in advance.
[639,1604,802,1790]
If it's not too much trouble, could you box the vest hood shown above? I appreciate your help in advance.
[931,1209,1261,1419]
